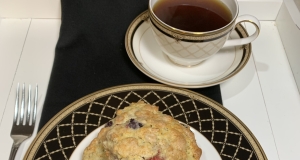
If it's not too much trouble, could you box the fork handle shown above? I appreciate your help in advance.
[9,143,20,160]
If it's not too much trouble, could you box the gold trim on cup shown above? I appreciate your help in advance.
[150,19,233,42]
[148,0,240,41]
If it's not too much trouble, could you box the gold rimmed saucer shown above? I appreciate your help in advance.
[125,11,251,88]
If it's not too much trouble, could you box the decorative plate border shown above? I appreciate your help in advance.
[24,84,267,160]
[125,11,252,88]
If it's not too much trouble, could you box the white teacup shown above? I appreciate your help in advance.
[148,0,260,67]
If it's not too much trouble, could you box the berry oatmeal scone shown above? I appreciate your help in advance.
[82,101,202,160]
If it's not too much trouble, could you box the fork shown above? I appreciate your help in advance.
[9,83,38,160]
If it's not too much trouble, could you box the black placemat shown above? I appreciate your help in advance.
[38,0,222,130]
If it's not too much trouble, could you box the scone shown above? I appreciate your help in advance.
[83,101,202,160]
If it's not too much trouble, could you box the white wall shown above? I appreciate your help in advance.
[0,0,61,18]
[276,1,300,93]
[0,0,282,20]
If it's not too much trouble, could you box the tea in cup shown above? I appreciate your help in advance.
[148,0,260,66]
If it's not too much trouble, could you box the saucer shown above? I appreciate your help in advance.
[125,11,251,88]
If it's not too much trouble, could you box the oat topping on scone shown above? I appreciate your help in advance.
[83,101,202,160]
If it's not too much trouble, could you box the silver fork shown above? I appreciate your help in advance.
[9,83,38,160]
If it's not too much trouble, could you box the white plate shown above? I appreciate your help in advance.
[25,84,267,159]
[70,125,221,160]
[125,11,251,88]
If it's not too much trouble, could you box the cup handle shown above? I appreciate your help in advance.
[223,15,261,48]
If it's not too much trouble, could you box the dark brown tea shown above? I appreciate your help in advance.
[153,0,232,32]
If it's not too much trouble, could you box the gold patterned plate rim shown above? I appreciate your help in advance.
[125,11,252,88]
[24,83,267,160]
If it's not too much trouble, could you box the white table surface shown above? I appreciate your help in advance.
[0,18,299,160]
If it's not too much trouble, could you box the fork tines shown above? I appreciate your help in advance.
[14,83,38,126]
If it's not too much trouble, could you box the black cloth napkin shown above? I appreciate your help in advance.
[39,0,223,130]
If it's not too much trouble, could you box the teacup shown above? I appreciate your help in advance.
[148,0,260,67]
